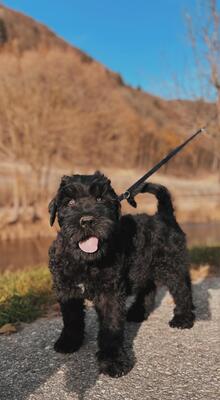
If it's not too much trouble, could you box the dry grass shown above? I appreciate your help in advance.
[0,5,220,239]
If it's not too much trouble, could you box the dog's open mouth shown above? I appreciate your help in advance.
[78,236,99,253]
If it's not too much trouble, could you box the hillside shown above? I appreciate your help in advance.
[0,4,217,172]
[0,4,219,233]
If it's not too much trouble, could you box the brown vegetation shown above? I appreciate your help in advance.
[0,4,219,236]
[185,0,220,172]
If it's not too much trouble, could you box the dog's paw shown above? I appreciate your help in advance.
[97,349,133,378]
[169,312,195,329]
[126,305,146,323]
[54,332,83,353]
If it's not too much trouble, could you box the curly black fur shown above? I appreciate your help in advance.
[48,171,195,377]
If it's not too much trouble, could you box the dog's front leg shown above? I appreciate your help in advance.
[54,298,85,353]
[95,292,133,377]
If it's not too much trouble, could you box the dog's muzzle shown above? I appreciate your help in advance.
[80,215,94,227]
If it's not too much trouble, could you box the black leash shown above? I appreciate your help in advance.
[118,117,215,208]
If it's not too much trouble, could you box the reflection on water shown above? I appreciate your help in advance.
[0,222,220,272]
[182,222,220,247]
[0,237,53,272]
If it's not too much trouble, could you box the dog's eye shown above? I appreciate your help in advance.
[96,197,102,202]
[68,199,76,207]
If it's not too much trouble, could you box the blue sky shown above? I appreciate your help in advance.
[2,0,215,99]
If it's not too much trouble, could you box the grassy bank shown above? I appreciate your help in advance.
[0,266,55,328]
[0,246,219,329]
[190,246,220,268]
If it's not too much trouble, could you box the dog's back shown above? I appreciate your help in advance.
[120,181,185,252]
[138,182,181,226]
[120,182,188,293]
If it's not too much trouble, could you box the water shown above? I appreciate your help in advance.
[0,237,53,272]
[0,222,220,272]
[182,222,220,247]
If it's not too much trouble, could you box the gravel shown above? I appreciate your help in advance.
[0,277,219,400]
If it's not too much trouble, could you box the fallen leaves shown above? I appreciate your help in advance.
[0,323,17,334]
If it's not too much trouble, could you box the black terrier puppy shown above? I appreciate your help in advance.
[48,171,195,377]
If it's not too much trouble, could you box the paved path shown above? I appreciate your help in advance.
[0,277,220,400]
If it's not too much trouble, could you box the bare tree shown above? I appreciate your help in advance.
[183,0,220,174]
[185,2,220,117]
[0,50,77,222]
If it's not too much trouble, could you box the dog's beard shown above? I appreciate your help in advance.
[61,216,117,263]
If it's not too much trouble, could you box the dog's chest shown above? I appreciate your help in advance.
[74,268,115,300]
[76,282,96,300]
[72,268,97,299]
[76,283,85,294]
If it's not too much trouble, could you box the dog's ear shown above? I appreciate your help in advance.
[94,170,102,176]
[91,172,111,197]
[48,197,57,226]
[60,175,70,186]
[94,171,111,188]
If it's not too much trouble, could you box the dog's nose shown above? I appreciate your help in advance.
[80,215,94,227]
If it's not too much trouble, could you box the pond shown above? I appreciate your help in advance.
[0,222,220,272]
[0,237,53,272]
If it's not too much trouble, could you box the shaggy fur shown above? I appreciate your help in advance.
[48,171,195,377]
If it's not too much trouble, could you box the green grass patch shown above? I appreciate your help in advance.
[0,266,55,328]
[189,246,220,268]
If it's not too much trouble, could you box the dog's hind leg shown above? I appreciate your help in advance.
[127,279,156,322]
[54,298,85,353]
[164,271,195,329]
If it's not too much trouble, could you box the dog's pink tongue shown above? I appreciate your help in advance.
[79,237,99,253]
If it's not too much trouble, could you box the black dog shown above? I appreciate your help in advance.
[48,171,195,377]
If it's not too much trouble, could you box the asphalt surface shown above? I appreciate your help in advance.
[0,277,219,400]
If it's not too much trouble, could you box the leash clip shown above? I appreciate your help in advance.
[122,190,137,208]
[123,191,130,200]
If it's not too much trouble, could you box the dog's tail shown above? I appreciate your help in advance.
[139,182,176,223]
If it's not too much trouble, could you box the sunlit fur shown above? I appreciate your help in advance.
[48,171,195,378]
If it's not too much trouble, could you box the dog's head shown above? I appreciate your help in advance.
[49,171,121,261]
